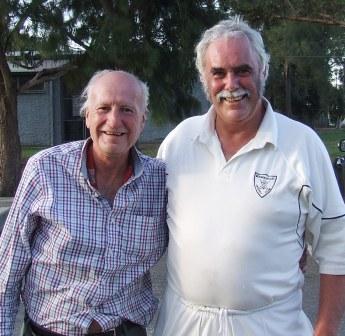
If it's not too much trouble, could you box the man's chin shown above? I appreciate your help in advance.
[217,107,252,122]
[218,100,245,113]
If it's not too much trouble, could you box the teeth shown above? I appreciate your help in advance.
[230,92,243,98]
[224,96,243,102]
[104,131,124,136]
[217,90,248,103]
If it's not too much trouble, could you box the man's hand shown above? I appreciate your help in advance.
[299,246,308,273]
[314,274,345,336]
[314,324,338,336]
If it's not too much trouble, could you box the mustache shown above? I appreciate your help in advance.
[216,89,250,102]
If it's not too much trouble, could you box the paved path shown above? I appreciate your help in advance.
[0,198,343,335]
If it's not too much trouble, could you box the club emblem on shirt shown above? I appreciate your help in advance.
[254,172,277,198]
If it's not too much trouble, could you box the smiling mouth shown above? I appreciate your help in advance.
[216,90,249,103]
[222,94,248,103]
[102,131,126,136]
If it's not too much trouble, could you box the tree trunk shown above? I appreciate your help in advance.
[284,58,292,118]
[0,49,21,196]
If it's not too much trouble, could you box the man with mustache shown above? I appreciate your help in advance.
[0,70,168,336]
[154,17,345,335]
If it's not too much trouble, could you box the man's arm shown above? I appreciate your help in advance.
[0,158,41,335]
[314,274,345,336]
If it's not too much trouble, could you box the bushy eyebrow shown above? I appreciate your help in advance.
[233,64,253,73]
[210,67,225,74]
[210,64,253,74]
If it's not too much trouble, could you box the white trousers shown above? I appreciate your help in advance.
[153,286,313,336]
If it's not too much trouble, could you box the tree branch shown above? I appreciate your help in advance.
[6,0,49,51]
[99,0,116,15]
[65,31,90,51]
[273,14,345,28]
[18,62,77,93]
[283,0,297,14]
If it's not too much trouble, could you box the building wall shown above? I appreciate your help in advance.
[17,79,62,146]
[52,80,63,145]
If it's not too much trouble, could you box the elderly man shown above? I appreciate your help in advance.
[0,70,168,336]
[154,17,345,336]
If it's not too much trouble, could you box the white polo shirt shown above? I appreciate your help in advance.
[158,99,345,311]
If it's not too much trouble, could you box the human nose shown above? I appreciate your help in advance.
[107,107,122,127]
[224,71,239,90]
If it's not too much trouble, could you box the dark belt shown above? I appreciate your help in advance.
[28,318,145,336]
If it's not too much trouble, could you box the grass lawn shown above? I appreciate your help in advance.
[316,128,345,160]
[21,146,46,160]
[137,142,161,157]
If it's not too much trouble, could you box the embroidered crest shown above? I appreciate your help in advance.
[254,172,277,198]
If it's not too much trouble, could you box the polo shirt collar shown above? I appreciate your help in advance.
[197,106,217,145]
[251,97,278,149]
[195,97,278,150]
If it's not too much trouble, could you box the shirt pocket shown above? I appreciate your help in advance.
[117,214,164,263]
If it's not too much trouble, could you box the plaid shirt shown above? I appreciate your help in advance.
[0,140,168,335]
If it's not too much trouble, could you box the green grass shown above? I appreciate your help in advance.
[137,142,161,157]
[316,128,345,160]
[21,146,46,160]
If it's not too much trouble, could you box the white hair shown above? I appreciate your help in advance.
[79,69,149,117]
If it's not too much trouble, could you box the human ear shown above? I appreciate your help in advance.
[85,109,91,129]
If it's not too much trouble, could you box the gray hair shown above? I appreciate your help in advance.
[195,16,270,97]
[79,69,149,117]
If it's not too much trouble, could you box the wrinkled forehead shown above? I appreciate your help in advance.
[89,73,144,109]
[207,34,259,67]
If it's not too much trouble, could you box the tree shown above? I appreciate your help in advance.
[226,0,345,28]
[0,0,224,196]
[223,0,345,126]
[1,0,80,196]
[264,21,337,126]
[329,86,345,127]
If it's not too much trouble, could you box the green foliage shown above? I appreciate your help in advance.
[3,0,226,122]
[328,85,345,126]
[226,0,345,26]
[224,0,345,126]
[4,0,345,125]
[265,21,332,125]
[59,0,226,121]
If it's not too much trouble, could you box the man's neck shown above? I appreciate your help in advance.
[88,144,132,203]
[215,100,265,160]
